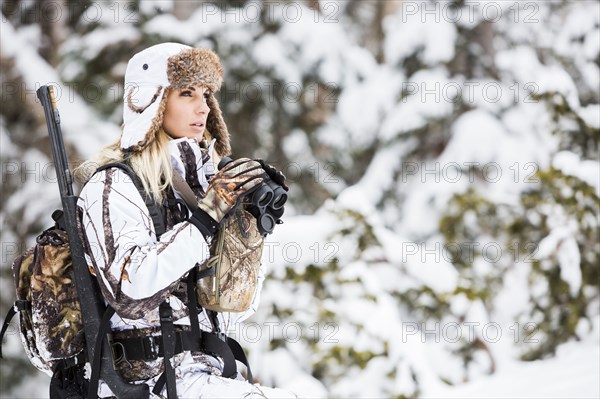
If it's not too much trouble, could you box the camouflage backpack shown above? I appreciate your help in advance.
[0,216,84,375]
[0,164,165,378]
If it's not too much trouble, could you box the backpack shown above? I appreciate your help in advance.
[1,214,84,376]
[0,163,165,396]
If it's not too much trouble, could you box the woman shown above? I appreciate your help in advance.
[76,42,295,398]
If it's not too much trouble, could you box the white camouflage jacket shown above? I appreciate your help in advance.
[77,137,264,350]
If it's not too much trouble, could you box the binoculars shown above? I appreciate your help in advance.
[218,157,287,235]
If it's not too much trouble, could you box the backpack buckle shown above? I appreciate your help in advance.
[111,341,132,369]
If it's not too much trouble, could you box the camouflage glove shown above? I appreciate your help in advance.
[188,158,266,239]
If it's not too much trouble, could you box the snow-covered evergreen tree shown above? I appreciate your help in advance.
[1,1,598,397]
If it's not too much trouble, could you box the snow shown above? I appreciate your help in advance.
[384,7,457,66]
[4,149,61,226]
[553,2,600,59]
[553,151,600,195]
[253,34,302,85]
[404,242,459,294]
[423,321,600,398]
[146,13,217,44]
[557,237,582,297]
[444,110,508,165]
[260,349,328,398]
[64,25,140,61]
[2,0,600,398]
[497,46,578,106]
[0,118,18,157]
[337,65,403,147]
[578,104,600,129]
[0,19,121,158]
[494,262,533,323]
[139,0,173,15]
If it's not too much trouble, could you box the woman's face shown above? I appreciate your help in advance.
[162,85,211,140]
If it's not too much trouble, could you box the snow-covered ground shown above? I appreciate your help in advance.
[4,323,598,398]
[424,318,600,399]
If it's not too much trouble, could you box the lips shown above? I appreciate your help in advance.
[190,122,205,128]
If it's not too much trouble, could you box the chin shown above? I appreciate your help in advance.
[185,132,204,140]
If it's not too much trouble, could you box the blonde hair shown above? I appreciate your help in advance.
[75,129,174,205]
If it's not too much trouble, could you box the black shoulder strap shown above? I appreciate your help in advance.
[86,306,115,398]
[95,162,166,238]
[86,162,165,397]
[0,305,18,358]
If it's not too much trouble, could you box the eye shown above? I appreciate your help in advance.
[203,92,211,101]
[180,90,193,97]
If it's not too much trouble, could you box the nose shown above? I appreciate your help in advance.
[195,96,210,115]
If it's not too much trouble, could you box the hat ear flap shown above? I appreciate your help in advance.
[206,94,231,157]
[121,86,168,152]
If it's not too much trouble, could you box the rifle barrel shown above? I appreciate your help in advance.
[36,85,149,398]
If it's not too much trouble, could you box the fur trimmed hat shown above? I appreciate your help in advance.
[121,42,231,156]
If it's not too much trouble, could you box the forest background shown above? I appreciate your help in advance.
[1,0,599,397]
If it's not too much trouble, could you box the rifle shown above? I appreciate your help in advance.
[37,85,149,398]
